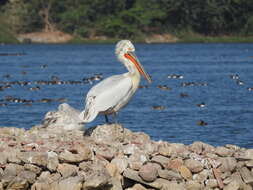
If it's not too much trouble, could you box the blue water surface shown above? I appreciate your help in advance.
[0,43,253,148]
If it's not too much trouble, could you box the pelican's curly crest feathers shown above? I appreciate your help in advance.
[115,40,135,55]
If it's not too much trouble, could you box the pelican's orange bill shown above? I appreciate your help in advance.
[124,52,152,83]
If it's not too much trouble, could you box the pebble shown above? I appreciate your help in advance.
[215,146,234,157]
[179,165,192,179]
[57,163,78,178]
[111,157,129,174]
[57,176,83,190]
[138,163,158,182]
[185,159,204,173]
[218,157,237,172]
[152,155,170,168]
[167,158,183,171]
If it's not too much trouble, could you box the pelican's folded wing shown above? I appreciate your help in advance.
[81,74,132,122]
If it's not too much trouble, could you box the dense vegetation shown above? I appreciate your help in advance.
[0,0,253,42]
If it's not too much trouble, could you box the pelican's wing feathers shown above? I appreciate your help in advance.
[81,74,132,122]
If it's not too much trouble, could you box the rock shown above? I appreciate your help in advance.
[106,163,120,178]
[205,179,218,188]
[38,171,51,181]
[241,183,253,190]
[109,178,123,190]
[193,169,211,183]
[223,171,244,186]
[0,127,25,136]
[123,168,181,189]
[18,152,36,164]
[224,180,240,190]
[4,163,24,176]
[59,147,91,163]
[151,155,170,168]
[130,183,148,190]
[1,174,15,188]
[206,152,219,159]
[4,114,253,190]
[83,168,111,189]
[18,170,36,184]
[167,158,183,171]
[96,147,115,161]
[123,144,140,155]
[225,144,241,151]
[184,159,203,173]
[57,176,83,190]
[129,152,148,170]
[47,151,59,171]
[245,160,253,168]
[189,142,204,154]
[158,169,182,180]
[49,173,62,184]
[143,142,157,155]
[31,182,50,190]
[0,153,7,165]
[202,142,215,154]
[6,149,21,164]
[57,163,78,178]
[215,146,234,157]
[159,181,185,190]
[240,167,253,185]
[24,164,42,174]
[244,149,253,160]
[178,165,192,179]
[218,157,237,173]
[169,143,189,156]
[158,146,172,157]
[31,153,48,167]
[138,163,158,182]
[235,149,253,161]
[186,180,202,190]
[111,157,129,173]
[90,124,124,144]
[6,177,29,190]
[0,168,3,177]
[129,132,150,145]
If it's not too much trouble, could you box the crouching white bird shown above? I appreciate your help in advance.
[79,40,152,123]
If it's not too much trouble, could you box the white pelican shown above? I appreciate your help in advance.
[80,40,152,123]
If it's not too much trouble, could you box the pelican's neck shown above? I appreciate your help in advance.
[124,60,141,90]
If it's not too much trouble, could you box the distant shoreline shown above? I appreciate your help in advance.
[1,31,253,44]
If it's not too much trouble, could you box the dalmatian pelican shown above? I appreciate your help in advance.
[80,40,152,123]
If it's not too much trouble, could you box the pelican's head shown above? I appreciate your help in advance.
[115,40,152,83]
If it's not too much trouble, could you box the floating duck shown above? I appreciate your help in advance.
[168,74,184,79]
[197,120,208,126]
[180,93,189,98]
[152,105,166,110]
[157,85,172,91]
[197,103,206,108]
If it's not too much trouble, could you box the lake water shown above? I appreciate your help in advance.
[0,43,253,148]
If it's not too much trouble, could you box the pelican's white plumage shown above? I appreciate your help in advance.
[80,40,151,123]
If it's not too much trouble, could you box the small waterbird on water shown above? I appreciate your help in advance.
[79,40,152,123]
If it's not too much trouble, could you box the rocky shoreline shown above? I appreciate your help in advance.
[1,105,253,190]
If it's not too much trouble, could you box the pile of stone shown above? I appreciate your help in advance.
[0,106,253,190]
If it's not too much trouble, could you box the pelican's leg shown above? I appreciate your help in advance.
[105,115,109,123]
[112,112,118,124]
